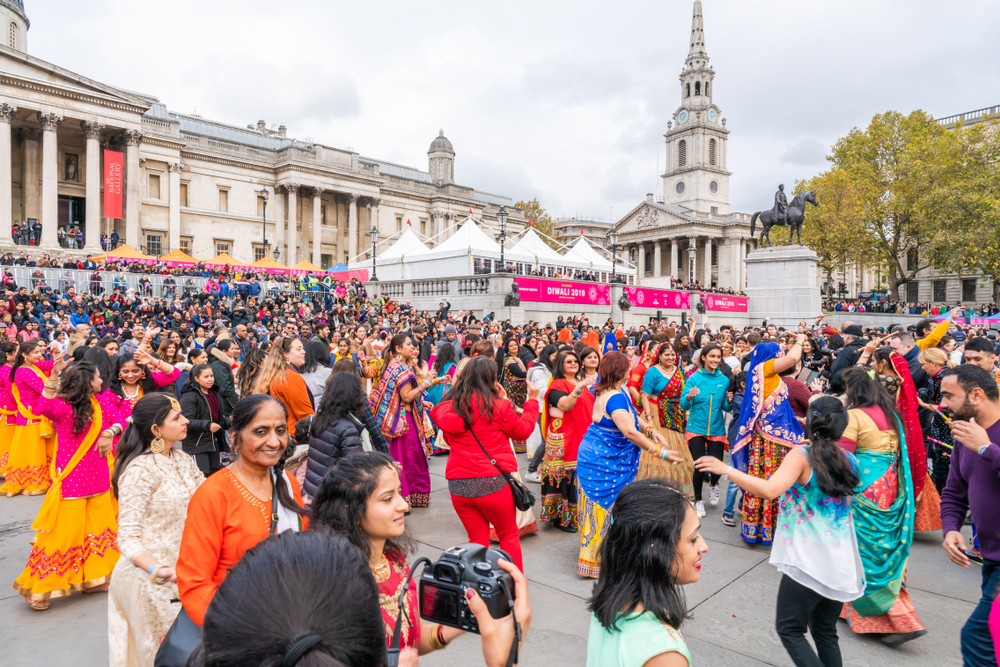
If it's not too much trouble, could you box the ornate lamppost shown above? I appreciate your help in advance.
[497,205,508,272]
[687,242,696,285]
[369,225,380,282]
[607,229,620,283]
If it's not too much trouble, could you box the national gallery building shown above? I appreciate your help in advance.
[0,0,525,267]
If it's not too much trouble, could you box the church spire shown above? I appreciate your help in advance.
[688,1,707,60]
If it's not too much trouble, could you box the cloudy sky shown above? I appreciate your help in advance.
[25,0,999,220]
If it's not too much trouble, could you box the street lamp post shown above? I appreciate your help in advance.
[608,229,620,283]
[272,247,280,262]
[497,206,508,272]
[369,225,380,282]
[687,242,696,285]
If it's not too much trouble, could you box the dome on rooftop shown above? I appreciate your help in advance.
[428,129,454,154]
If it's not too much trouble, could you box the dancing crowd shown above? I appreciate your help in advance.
[0,269,997,667]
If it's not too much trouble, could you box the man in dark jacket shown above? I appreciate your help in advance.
[209,339,240,417]
[829,324,866,394]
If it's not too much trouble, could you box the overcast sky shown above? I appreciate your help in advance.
[25,0,999,221]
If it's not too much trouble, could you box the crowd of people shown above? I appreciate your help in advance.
[0,268,997,667]
[824,297,1000,317]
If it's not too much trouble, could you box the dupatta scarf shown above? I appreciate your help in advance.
[732,343,804,473]
[889,353,927,497]
[650,366,686,432]
[369,359,419,439]
[542,377,594,464]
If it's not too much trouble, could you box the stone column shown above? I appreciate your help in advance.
[670,239,679,281]
[312,188,323,265]
[347,193,358,262]
[0,104,16,245]
[703,239,713,287]
[165,162,181,253]
[22,128,40,224]
[124,129,142,248]
[274,188,284,264]
[286,183,299,265]
[637,244,646,279]
[727,238,740,290]
[39,112,62,249]
[431,210,444,245]
[653,242,661,278]
[369,197,381,246]
[80,121,104,251]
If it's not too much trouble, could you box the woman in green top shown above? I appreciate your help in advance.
[586,478,708,667]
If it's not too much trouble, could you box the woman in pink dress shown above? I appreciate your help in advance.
[104,337,181,437]
[2,339,58,496]
[0,341,19,479]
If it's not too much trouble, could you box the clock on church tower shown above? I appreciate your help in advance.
[662,1,731,215]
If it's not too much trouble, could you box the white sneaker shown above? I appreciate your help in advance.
[524,471,542,483]
[708,485,720,507]
[695,501,706,518]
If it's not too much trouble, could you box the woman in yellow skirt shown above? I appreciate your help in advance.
[13,357,124,610]
[0,341,20,478]
[2,339,57,497]
[639,342,695,500]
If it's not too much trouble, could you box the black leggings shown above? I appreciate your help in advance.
[775,574,843,667]
[194,451,222,476]
[688,436,724,501]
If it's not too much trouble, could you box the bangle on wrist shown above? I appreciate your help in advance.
[147,564,160,577]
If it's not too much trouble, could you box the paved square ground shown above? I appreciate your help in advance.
[0,454,979,666]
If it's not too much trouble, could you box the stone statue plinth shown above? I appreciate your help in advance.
[744,246,821,327]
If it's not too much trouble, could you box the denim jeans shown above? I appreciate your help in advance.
[962,558,999,667]
[723,478,740,518]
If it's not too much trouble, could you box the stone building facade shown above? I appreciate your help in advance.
[611,1,753,291]
[553,216,613,259]
[0,1,525,266]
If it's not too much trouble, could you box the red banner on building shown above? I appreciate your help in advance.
[103,150,123,219]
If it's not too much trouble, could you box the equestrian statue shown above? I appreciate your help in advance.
[750,186,819,246]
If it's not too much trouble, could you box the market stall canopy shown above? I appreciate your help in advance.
[379,228,431,260]
[250,257,290,273]
[427,219,532,263]
[158,249,198,266]
[206,252,248,267]
[511,229,585,267]
[292,260,326,273]
[92,244,155,264]
[562,236,614,270]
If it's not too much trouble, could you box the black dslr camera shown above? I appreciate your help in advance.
[418,543,514,634]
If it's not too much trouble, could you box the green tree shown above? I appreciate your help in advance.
[515,198,558,250]
[822,110,952,301]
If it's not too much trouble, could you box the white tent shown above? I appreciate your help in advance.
[511,229,588,270]
[563,237,635,278]
[375,228,429,259]
[352,228,431,279]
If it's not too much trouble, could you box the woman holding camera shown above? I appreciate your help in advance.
[431,356,539,570]
[312,452,531,666]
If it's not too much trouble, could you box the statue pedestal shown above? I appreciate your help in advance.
[744,246,821,327]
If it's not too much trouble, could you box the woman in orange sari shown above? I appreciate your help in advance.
[540,350,596,532]
[2,339,57,496]
[0,341,19,479]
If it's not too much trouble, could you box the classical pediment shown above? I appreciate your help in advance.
[615,201,691,235]
[0,44,150,116]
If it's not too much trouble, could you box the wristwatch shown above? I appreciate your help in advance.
[979,444,993,456]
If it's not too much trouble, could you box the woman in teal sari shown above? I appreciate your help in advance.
[838,367,925,647]
[575,352,682,579]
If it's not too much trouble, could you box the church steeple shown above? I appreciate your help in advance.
[680,0,713,108]
[688,0,706,60]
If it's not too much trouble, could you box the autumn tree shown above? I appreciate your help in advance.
[515,198,558,250]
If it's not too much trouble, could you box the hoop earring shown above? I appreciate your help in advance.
[150,434,165,453]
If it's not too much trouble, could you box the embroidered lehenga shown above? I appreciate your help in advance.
[638,365,694,499]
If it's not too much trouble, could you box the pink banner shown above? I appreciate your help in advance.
[623,287,691,310]
[331,269,369,282]
[515,277,611,306]
[703,294,748,312]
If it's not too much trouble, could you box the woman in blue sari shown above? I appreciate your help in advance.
[576,351,683,578]
[837,367,924,646]
[731,337,806,544]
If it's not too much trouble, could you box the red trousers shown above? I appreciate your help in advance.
[450,484,523,571]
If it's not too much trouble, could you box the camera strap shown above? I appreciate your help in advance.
[385,556,431,667]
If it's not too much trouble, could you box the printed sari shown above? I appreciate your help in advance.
[540,378,594,529]
[370,359,431,507]
[637,366,694,499]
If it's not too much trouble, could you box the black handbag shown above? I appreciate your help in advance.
[155,474,280,667]
[469,430,536,512]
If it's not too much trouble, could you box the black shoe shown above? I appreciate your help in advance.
[554,520,578,533]
[880,630,927,647]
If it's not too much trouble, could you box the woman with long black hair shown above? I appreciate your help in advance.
[109,393,202,667]
[301,372,368,499]
[107,348,181,433]
[2,338,58,496]
[179,364,231,476]
[697,396,865,666]
[298,339,333,409]
[14,359,125,610]
[0,340,20,480]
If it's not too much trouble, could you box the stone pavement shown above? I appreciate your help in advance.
[0,453,980,666]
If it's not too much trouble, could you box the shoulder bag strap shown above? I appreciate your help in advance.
[469,428,511,481]
[269,468,279,535]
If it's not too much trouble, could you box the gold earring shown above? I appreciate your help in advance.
[150,434,165,453]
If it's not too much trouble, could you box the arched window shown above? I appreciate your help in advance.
[704,82,709,97]
[8,23,16,50]
[709,138,717,166]
[678,140,687,167]
[695,81,701,96]
[686,83,690,98]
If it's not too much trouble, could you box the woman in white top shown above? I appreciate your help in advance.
[299,340,334,409]
[696,396,864,667]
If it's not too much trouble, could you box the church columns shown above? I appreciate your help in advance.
[39,112,62,249]
[637,244,646,279]
[286,183,299,265]
[167,162,181,254]
[653,242,662,278]
[347,193,358,263]
[0,104,15,245]
[670,239,679,281]
[81,121,104,252]
[124,129,142,248]
[274,188,284,264]
[702,238,713,287]
[312,187,323,266]
[728,237,741,290]
[22,129,40,224]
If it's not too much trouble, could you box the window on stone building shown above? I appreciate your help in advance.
[906,281,919,302]
[218,189,228,212]
[678,140,687,167]
[906,249,917,272]
[711,206,718,214]
[711,244,718,266]
[146,235,162,257]
[179,237,192,254]
[321,254,332,269]
[256,196,265,217]
[686,83,690,98]
[962,279,977,302]
[253,244,269,261]
[180,183,189,207]
[216,242,231,255]
[321,205,328,225]
[704,83,709,96]
[395,215,403,232]
[695,81,701,96]
[933,280,947,302]
[709,139,717,166]
[148,174,161,200]
[9,23,16,50]
[344,251,349,264]
[644,252,652,273]
[420,219,427,235]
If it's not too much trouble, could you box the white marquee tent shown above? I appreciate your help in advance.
[563,237,636,279]
[351,228,431,280]
[510,229,588,273]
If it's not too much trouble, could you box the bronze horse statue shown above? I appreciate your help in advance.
[750,190,819,246]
